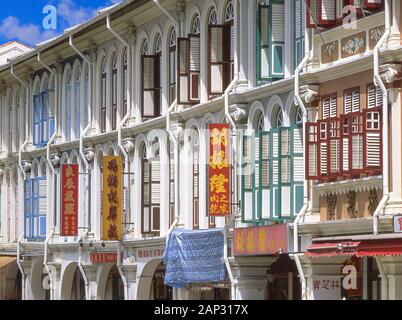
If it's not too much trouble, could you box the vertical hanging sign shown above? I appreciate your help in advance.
[208,123,231,217]
[61,164,79,236]
[103,156,123,241]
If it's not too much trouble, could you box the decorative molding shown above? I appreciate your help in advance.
[50,154,61,168]
[84,147,95,163]
[127,25,137,46]
[379,63,402,84]
[341,32,366,58]
[326,194,337,221]
[321,40,339,64]
[176,0,186,23]
[230,104,248,123]
[315,176,383,197]
[88,43,98,63]
[54,56,64,74]
[122,138,135,154]
[369,25,385,50]
[21,160,32,173]
[300,84,320,105]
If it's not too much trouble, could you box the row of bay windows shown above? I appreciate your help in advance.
[241,107,304,223]
[306,84,383,181]
[306,0,384,29]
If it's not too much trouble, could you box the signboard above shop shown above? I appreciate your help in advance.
[234,224,289,256]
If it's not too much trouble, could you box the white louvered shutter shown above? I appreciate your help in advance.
[38,178,47,238]
[329,121,340,174]
[142,56,156,117]
[320,0,336,23]
[336,0,344,20]
[307,0,319,28]
[292,126,304,215]
[365,110,381,170]
[271,2,285,76]
[281,129,291,184]
[259,5,270,79]
[151,161,160,233]
[319,121,328,176]
[367,85,376,109]
[344,92,352,114]
[330,95,337,118]
[323,98,330,119]
[352,90,360,113]
[306,123,319,179]
[260,133,270,220]
[271,130,280,218]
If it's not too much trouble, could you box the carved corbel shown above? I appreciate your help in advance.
[88,43,98,64]
[21,160,32,173]
[300,84,320,106]
[50,154,61,169]
[54,56,64,75]
[122,138,135,155]
[84,147,95,164]
[346,190,358,219]
[127,25,137,46]
[229,104,248,125]
[380,63,402,84]
[176,0,186,23]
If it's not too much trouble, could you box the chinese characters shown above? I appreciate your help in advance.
[61,165,79,236]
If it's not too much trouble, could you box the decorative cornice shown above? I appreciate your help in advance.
[314,176,383,197]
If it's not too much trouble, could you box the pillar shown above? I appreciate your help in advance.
[122,264,137,300]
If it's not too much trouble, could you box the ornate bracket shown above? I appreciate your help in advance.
[380,63,402,84]
[50,153,61,169]
[368,189,378,216]
[21,160,32,173]
[346,190,358,219]
[88,43,98,64]
[122,138,135,155]
[54,56,64,74]
[84,147,95,164]
[127,25,137,46]
[176,0,186,23]
[300,84,320,105]
[229,104,248,124]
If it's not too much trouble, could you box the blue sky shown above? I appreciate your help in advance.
[0,0,122,46]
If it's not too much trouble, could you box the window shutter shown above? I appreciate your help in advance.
[306,122,319,179]
[208,25,228,96]
[344,92,352,114]
[260,132,270,220]
[42,92,49,143]
[323,97,330,119]
[270,129,281,219]
[329,119,341,176]
[364,109,382,172]
[142,55,159,118]
[330,95,337,118]
[48,90,55,138]
[38,178,47,238]
[241,135,254,222]
[319,0,336,25]
[336,0,344,21]
[169,48,176,105]
[177,37,190,104]
[351,113,364,172]
[306,0,319,28]
[367,85,376,109]
[150,160,160,233]
[257,5,270,81]
[364,0,383,9]
[280,128,291,218]
[295,0,306,67]
[341,115,350,173]
[33,95,40,146]
[189,34,200,102]
[292,126,304,215]
[318,120,328,177]
[271,1,285,77]
[24,180,32,240]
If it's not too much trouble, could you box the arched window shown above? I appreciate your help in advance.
[142,39,149,55]
[122,49,128,119]
[111,53,118,131]
[295,106,302,125]
[169,29,177,105]
[66,71,72,141]
[141,144,161,235]
[192,132,199,229]
[74,67,81,139]
[100,58,107,133]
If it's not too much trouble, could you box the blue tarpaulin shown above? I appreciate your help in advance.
[163,228,226,288]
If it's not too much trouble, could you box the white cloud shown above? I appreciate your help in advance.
[0,0,123,46]
[0,16,58,46]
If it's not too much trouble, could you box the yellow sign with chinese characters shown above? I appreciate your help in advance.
[102,156,123,241]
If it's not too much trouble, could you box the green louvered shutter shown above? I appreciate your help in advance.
[292,125,304,217]
[271,0,285,78]
[295,0,306,67]
[241,135,255,222]
[280,127,291,219]
[257,4,270,82]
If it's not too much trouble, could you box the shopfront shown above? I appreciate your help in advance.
[232,223,299,300]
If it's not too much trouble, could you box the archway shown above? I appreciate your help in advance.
[104,265,124,300]
[60,262,86,300]
[137,259,172,300]
[2,261,21,300]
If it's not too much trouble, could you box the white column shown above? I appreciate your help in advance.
[181,134,193,230]
[133,150,142,238]
[159,136,170,236]
[247,1,256,88]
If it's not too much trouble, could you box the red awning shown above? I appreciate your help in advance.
[305,241,360,258]
[306,239,402,258]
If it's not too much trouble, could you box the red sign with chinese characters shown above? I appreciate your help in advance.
[61,164,79,236]
[234,224,288,256]
[90,252,117,264]
[208,123,231,217]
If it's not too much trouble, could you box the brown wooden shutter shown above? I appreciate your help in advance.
[177,37,190,104]
[189,34,200,102]
[142,55,160,119]
[208,24,229,97]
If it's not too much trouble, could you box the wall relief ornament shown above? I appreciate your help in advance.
[327,193,337,221]
[347,190,358,219]
[368,189,378,216]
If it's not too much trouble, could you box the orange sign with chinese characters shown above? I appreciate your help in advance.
[61,164,79,236]
[208,124,231,217]
[102,156,123,241]
[234,224,288,256]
